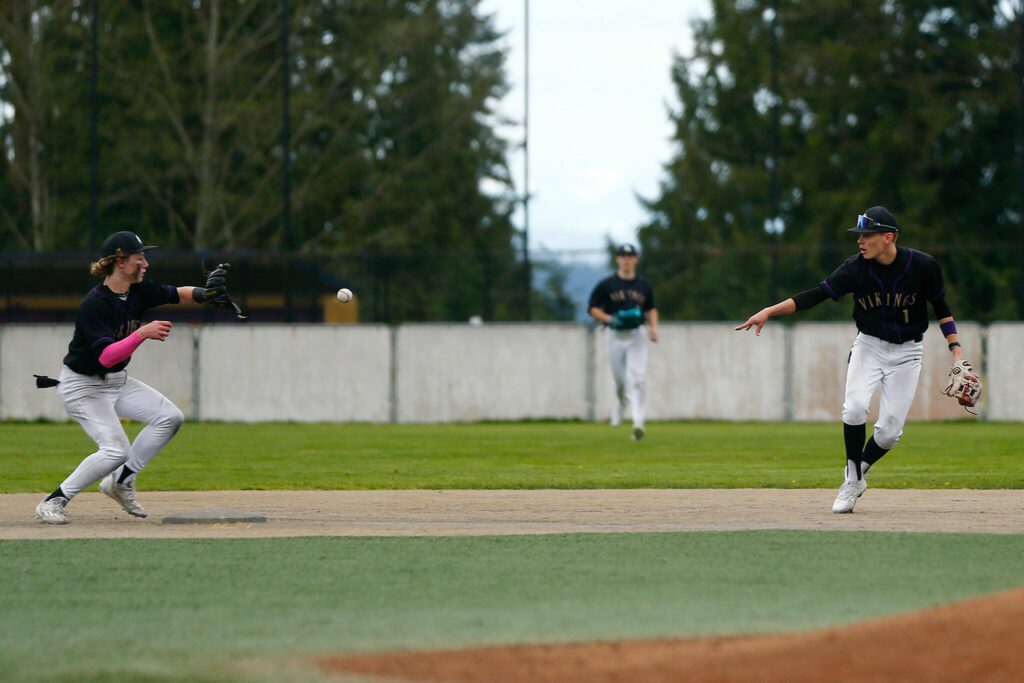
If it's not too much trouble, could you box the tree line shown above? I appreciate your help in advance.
[1,0,548,321]
[3,1,1022,322]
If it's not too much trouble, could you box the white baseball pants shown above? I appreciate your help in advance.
[56,365,184,499]
[842,332,923,452]
[606,326,648,429]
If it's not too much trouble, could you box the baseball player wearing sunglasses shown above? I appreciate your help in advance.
[735,206,976,513]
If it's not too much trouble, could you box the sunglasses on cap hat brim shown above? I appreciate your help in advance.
[850,214,899,233]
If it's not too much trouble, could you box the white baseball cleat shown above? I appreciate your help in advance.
[35,497,69,525]
[631,426,645,441]
[832,478,868,513]
[610,401,625,427]
[100,474,148,518]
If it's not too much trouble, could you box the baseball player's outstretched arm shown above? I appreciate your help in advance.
[178,287,198,304]
[178,286,220,304]
[735,299,797,335]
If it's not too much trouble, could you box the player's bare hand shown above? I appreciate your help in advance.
[137,320,173,341]
[735,310,769,335]
[648,328,659,343]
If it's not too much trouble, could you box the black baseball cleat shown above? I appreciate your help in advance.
[631,426,645,441]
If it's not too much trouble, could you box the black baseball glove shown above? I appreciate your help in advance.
[193,262,247,320]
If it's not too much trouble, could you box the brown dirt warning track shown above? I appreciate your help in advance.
[3,488,1022,682]
[317,588,1024,683]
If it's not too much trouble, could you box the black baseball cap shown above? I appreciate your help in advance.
[100,231,158,258]
[616,243,639,256]
[849,206,899,233]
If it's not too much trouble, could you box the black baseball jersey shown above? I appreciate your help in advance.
[588,274,656,327]
[819,247,945,344]
[63,280,180,376]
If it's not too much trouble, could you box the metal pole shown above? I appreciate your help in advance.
[768,0,782,301]
[89,0,100,246]
[769,0,780,228]
[281,0,292,251]
[281,0,293,321]
[1018,0,1024,317]
[522,0,532,320]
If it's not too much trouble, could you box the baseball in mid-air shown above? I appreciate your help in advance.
[336,288,353,303]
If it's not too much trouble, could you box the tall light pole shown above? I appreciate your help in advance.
[767,0,783,302]
[522,0,532,319]
[281,0,293,321]
[1018,0,1024,317]
[89,0,100,246]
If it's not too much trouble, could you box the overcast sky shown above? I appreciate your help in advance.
[479,0,712,254]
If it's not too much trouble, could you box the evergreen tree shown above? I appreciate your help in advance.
[640,0,1020,321]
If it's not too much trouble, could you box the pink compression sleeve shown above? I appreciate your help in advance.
[98,332,144,368]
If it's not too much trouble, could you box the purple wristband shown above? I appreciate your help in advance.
[940,320,957,338]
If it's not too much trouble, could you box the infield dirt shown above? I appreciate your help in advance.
[2,488,1022,539]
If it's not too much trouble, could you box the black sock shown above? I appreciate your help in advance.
[843,421,868,464]
[45,487,67,502]
[843,423,865,460]
[117,466,136,484]
[843,423,866,478]
[862,437,890,468]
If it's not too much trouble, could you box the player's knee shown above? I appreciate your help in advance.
[873,423,902,450]
[841,401,870,425]
[161,403,185,431]
[100,434,131,462]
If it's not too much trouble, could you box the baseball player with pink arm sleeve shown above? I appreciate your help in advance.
[34,231,238,524]
[735,207,979,514]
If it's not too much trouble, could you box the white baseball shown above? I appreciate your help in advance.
[336,288,353,303]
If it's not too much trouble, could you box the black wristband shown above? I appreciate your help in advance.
[948,341,961,351]
[192,286,209,304]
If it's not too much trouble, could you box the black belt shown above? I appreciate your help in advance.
[862,332,922,344]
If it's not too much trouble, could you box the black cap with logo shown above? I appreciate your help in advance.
[100,231,158,258]
[616,243,639,256]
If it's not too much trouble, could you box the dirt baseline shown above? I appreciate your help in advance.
[2,488,1022,539]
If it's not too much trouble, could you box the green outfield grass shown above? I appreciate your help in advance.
[2,531,1023,683]
[1,421,1021,492]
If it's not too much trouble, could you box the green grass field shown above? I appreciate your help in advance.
[3,532,1024,683]
[2,421,1022,492]
[2,420,1022,682]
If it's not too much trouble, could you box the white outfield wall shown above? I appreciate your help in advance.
[593,323,788,422]
[985,323,1024,421]
[395,324,589,422]
[0,322,1020,422]
[197,324,392,422]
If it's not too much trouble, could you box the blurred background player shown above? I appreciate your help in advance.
[735,206,973,513]
[34,231,234,524]
[588,243,659,441]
